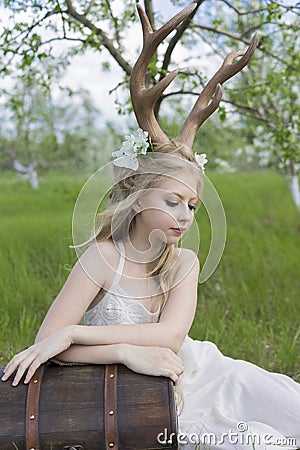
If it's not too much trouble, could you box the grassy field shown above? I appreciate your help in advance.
[0,169,299,380]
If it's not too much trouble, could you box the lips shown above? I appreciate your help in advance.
[171,228,186,235]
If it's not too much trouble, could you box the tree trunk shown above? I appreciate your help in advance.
[287,159,300,211]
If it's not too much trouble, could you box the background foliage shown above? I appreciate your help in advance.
[1,171,299,378]
[0,1,299,376]
[0,0,299,183]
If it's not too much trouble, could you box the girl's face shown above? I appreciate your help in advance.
[133,172,199,246]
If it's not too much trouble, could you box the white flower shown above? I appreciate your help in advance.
[112,140,135,158]
[194,153,208,173]
[112,128,151,171]
[112,153,139,170]
[133,128,149,154]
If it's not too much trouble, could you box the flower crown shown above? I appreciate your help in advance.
[112,128,208,174]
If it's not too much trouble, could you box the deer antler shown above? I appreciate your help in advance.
[130,3,197,144]
[177,33,259,148]
[130,4,259,149]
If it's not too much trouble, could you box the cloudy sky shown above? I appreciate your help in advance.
[0,1,214,131]
[57,1,212,128]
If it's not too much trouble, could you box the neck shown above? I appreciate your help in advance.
[122,230,167,264]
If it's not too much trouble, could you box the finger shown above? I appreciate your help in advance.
[164,355,184,374]
[172,358,184,373]
[168,363,184,377]
[174,354,184,367]
[168,351,184,367]
[163,368,179,384]
[1,354,23,381]
[12,355,36,387]
[24,359,41,384]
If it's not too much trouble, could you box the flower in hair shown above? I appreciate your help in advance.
[112,128,151,171]
[194,153,208,174]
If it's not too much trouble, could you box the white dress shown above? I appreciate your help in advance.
[85,241,300,450]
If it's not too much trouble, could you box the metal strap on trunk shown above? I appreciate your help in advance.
[104,364,119,450]
[26,365,45,450]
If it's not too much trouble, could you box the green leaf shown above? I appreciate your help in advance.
[218,106,227,122]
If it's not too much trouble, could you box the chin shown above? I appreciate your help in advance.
[166,236,181,244]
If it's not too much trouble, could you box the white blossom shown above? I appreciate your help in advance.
[112,128,151,171]
[194,153,208,173]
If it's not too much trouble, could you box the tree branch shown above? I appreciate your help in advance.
[160,0,204,79]
[0,8,64,75]
[65,0,132,76]
[192,24,292,68]
[152,0,204,117]
[144,0,155,31]
[84,0,96,16]
[195,24,255,46]
[273,2,300,11]
[105,0,122,48]
[220,0,279,16]
[219,0,300,21]
[222,99,275,128]
[156,89,275,129]
[108,79,128,95]
[5,9,60,43]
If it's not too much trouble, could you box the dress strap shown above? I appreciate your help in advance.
[112,240,126,284]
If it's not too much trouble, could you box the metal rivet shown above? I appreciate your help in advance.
[109,443,114,448]
[109,373,114,378]
[29,414,35,420]
[33,379,38,383]
[109,410,114,415]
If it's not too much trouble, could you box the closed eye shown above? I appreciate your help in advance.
[166,201,178,207]
[166,200,196,211]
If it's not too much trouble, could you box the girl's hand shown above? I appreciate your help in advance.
[121,344,184,384]
[1,326,73,386]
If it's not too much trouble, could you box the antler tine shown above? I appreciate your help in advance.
[178,33,259,149]
[130,3,197,145]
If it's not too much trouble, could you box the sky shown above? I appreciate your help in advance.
[1,0,298,131]
[0,1,215,131]
[59,1,199,128]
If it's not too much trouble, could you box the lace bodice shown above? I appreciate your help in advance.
[84,240,160,326]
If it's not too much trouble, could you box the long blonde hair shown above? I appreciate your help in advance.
[93,141,203,311]
[92,141,204,414]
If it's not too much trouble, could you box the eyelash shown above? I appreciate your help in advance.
[166,200,196,211]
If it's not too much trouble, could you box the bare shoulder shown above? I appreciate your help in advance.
[174,247,199,264]
[86,238,115,256]
[173,247,200,281]
[92,239,116,257]
[77,239,118,286]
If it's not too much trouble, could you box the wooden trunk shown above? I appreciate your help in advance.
[0,363,178,450]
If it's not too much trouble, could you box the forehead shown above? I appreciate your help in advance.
[157,173,198,200]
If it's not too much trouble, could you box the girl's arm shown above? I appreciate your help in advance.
[2,339,184,386]
[57,343,184,384]
[2,244,197,384]
[1,242,109,385]
[67,248,199,353]
[36,244,199,354]
[34,241,111,342]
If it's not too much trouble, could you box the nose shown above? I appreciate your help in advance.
[177,203,193,225]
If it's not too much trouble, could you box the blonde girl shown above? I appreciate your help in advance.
[2,3,300,447]
[2,142,300,450]
[2,144,201,390]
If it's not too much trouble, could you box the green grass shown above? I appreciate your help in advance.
[191,169,300,379]
[0,169,299,380]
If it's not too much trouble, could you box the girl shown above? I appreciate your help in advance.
[2,141,300,450]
